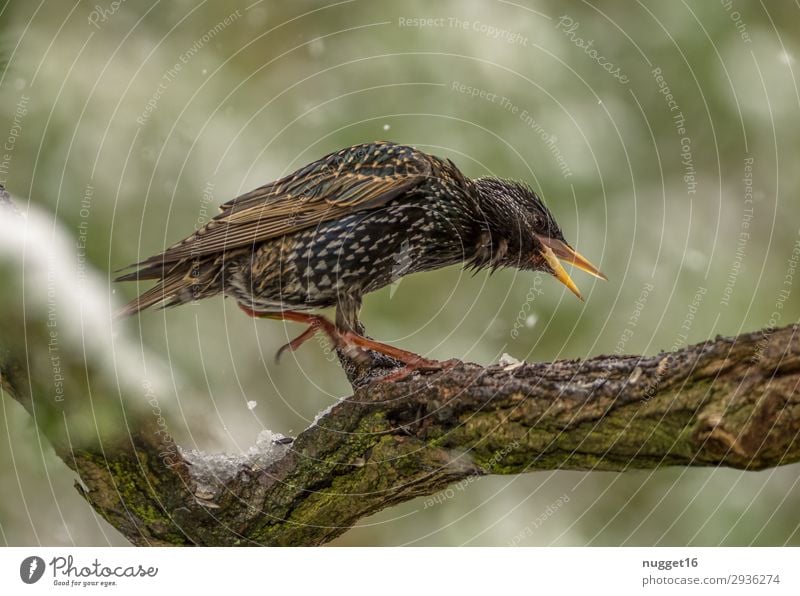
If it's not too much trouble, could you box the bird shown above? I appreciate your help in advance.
[115,141,605,377]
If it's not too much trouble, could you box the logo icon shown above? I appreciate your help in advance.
[20,556,45,584]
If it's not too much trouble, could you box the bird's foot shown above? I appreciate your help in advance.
[378,357,461,382]
[238,306,332,360]
[238,305,458,379]
[331,331,460,380]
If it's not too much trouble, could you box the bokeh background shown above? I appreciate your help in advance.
[1,0,799,546]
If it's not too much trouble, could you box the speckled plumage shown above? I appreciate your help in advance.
[116,141,603,362]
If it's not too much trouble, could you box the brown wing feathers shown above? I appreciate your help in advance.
[114,142,433,317]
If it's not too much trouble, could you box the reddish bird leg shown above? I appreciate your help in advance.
[238,305,456,379]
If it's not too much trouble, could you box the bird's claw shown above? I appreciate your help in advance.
[267,309,460,381]
[274,321,323,362]
[379,357,461,382]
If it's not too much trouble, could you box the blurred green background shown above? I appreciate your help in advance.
[1,0,799,546]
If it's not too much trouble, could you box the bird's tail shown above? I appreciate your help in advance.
[114,259,223,318]
[113,272,190,318]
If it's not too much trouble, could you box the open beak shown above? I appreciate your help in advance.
[535,235,607,301]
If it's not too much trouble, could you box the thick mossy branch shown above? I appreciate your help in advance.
[2,311,799,545]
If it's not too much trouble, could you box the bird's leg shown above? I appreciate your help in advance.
[334,293,364,335]
[331,293,458,377]
[238,306,336,360]
[238,304,457,378]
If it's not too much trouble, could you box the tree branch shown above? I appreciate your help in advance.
[2,190,799,546]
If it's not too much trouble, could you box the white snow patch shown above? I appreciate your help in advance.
[312,395,348,426]
[182,430,291,501]
[684,248,708,272]
[246,400,257,410]
[498,353,524,370]
[308,37,325,57]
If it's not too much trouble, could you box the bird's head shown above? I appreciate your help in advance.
[473,177,606,300]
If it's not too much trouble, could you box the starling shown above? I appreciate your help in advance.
[116,141,605,375]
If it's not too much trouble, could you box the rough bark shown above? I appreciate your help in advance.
[1,189,799,546]
[3,317,799,545]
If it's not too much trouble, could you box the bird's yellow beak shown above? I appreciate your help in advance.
[535,235,607,301]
